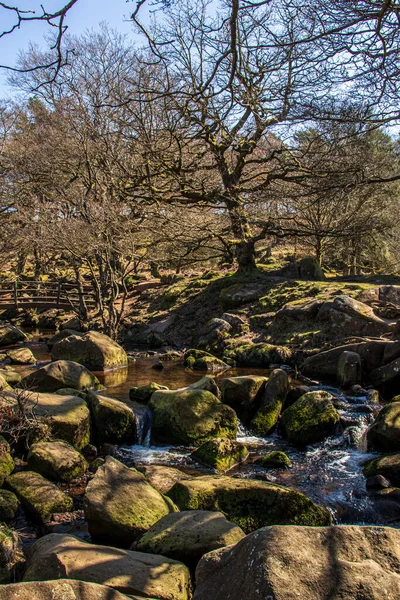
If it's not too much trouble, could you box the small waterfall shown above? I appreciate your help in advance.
[134,406,153,447]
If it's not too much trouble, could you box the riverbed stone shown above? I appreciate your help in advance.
[364,452,400,485]
[135,510,245,568]
[6,471,73,523]
[0,368,21,386]
[47,329,83,349]
[219,375,267,424]
[22,360,100,393]
[23,534,191,600]
[0,490,19,522]
[149,389,238,446]
[222,341,293,368]
[337,351,362,387]
[0,374,11,391]
[191,438,248,472]
[251,369,289,435]
[369,357,400,397]
[187,376,220,399]
[27,440,88,482]
[367,401,400,451]
[51,331,128,371]
[5,347,36,365]
[280,391,340,446]
[86,391,135,444]
[259,451,291,469]
[84,456,176,547]
[167,475,332,533]
[0,436,14,485]
[0,324,26,347]
[0,580,136,600]
[193,525,400,600]
[129,382,169,403]
[141,465,191,494]
[0,524,24,584]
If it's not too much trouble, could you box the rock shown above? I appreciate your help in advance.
[0,368,21,386]
[129,382,169,403]
[84,456,176,547]
[0,436,14,485]
[195,318,231,353]
[22,360,100,393]
[0,525,24,583]
[193,525,400,600]
[337,351,362,387]
[184,349,229,371]
[317,295,391,338]
[167,475,332,533]
[222,342,293,368]
[6,471,73,523]
[259,451,291,469]
[135,510,245,569]
[1,391,91,450]
[379,285,400,306]
[363,452,400,485]
[219,283,265,311]
[51,331,128,371]
[23,534,191,600]
[367,402,400,452]
[0,324,26,347]
[186,376,221,399]
[369,358,400,396]
[140,465,191,494]
[149,389,238,446]
[220,313,247,334]
[366,475,391,489]
[152,360,164,371]
[27,440,88,482]
[286,385,310,406]
[275,299,322,323]
[5,347,36,365]
[0,490,19,522]
[0,375,11,391]
[191,439,248,472]
[56,387,87,399]
[219,376,267,424]
[280,391,340,446]
[184,349,214,368]
[86,392,135,444]
[298,256,325,280]
[0,580,135,600]
[47,329,83,350]
[251,369,289,435]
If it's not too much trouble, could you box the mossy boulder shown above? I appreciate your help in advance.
[27,440,88,482]
[0,369,21,386]
[0,490,19,522]
[47,329,83,350]
[84,456,177,547]
[219,375,267,424]
[0,580,136,600]
[23,534,191,600]
[259,451,291,469]
[187,376,221,399]
[51,331,128,371]
[191,438,248,472]
[363,453,400,486]
[6,471,73,523]
[5,348,36,365]
[140,465,191,494]
[222,342,293,368]
[367,402,400,452]
[0,375,11,391]
[167,475,332,533]
[22,360,100,393]
[337,351,362,388]
[0,436,14,485]
[298,256,326,280]
[0,324,26,347]
[184,349,227,371]
[317,295,390,338]
[280,391,340,446]
[86,392,135,444]
[251,369,289,435]
[0,525,24,583]
[149,389,238,446]
[219,283,265,311]
[129,382,169,403]
[135,510,245,568]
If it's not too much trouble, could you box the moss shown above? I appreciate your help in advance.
[260,451,291,469]
[86,392,135,445]
[251,398,282,436]
[129,382,169,404]
[222,341,293,367]
[0,524,24,583]
[0,490,19,522]
[183,349,213,368]
[280,391,340,446]
[192,356,228,372]
[0,438,14,485]
[363,453,400,485]
[192,439,248,472]
[27,440,88,483]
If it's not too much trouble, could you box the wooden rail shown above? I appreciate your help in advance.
[0,281,97,311]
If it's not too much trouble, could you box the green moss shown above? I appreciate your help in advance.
[192,439,248,471]
[0,524,24,583]
[251,398,282,436]
[222,341,293,367]
[0,490,19,522]
[129,382,169,404]
[86,392,135,444]
[27,441,88,483]
[280,391,340,446]
[0,438,14,485]
[192,356,228,371]
[260,451,291,469]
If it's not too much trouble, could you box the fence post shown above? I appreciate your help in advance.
[13,281,18,309]
[57,282,61,309]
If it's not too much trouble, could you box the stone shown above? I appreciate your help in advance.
[0,490,19,522]
[186,376,221,399]
[0,374,11,391]
[84,456,176,547]
[280,391,340,446]
[317,295,390,338]
[0,524,24,583]
[22,360,100,393]
[0,324,26,347]
[135,510,245,568]
[337,351,362,387]
[6,471,73,523]
[220,313,247,334]
[149,389,237,446]
[0,580,136,600]
[184,349,228,371]
[367,402,400,452]
[0,368,21,386]
[259,451,291,469]
[366,475,391,489]
[167,475,331,534]
[363,452,400,485]
[129,382,169,403]
[5,347,36,365]
[0,436,14,485]
[251,369,289,435]
[274,299,322,323]
[140,465,191,494]
[195,318,232,353]
[27,440,88,482]
[191,438,248,472]
[86,392,135,444]
[369,357,400,396]
[298,256,325,280]
[23,534,191,600]
[47,329,83,349]
[219,283,265,311]
[379,285,400,305]
[193,525,400,600]
[222,342,293,368]
[51,331,128,371]
[219,376,267,424]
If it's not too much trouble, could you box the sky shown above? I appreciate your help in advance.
[0,0,144,97]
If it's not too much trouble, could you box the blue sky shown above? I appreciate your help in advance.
[0,0,143,97]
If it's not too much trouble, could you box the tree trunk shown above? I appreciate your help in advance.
[236,239,257,272]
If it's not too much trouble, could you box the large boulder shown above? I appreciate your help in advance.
[1,391,91,450]
[274,299,322,323]
[251,369,289,435]
[337,350,362,387]
[5,348,36,365]
[140,465,191,494]
[47,329,83,350]
[195,318,232,353]
[6,471,73,523]
[0,580,135,600]
[167,475,331,533]
[27,440,88,482]
[23,534,191,600]
[0,375,11,391]
[51,331,128,371]
[84,456,176,547]
[135,510,245,568]
[369,358,400,397]
[0,436,14,485]
[22,360,100,393]
[317,295,391,338]
[219,283,265,311]
[184,349,229,372]
[0,368,21,386]
[363,452,400,486]
[129,382,169,403]
[298,256,325,280]
[219,376,267,424]
[186,376,220,399]
[0,525,24,584]
[222,342,293,368]
[193,525,400,600]
[0,324,26,347]
[149,389,238,446]
[367,401,400,452]
[280,391,340,446]
[191,438,248,472]
[0,490,19,522]
[86,392,135,444]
